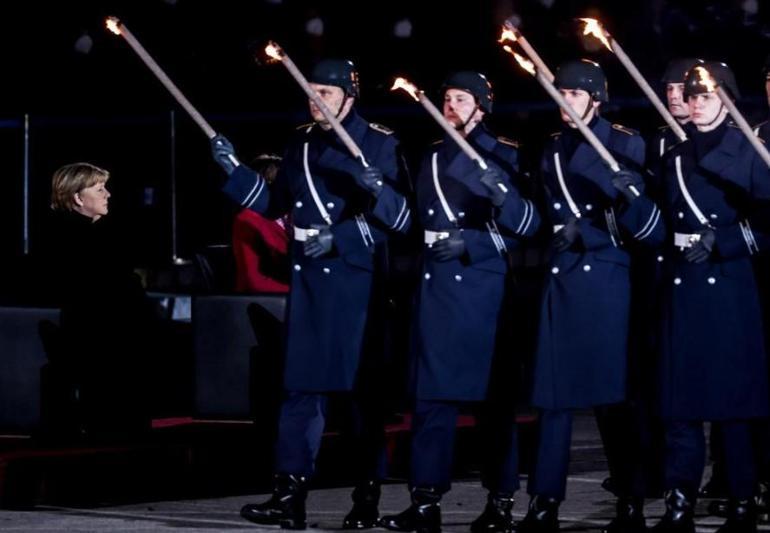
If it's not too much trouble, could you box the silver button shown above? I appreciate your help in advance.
[295,201,303,208]
[585,204,593,211]
[553,202,562,210]
[428,208,435,216]
[707,277,716,285]
[424,273,431,280]
[583,264,591,272]
[323,267,330,274]
[674,277,682,285]
[710,213,718,220]
[326,202,335,209]
[551,267,560,275]
[657,256,664,263]
[454,274,463,282]
[458,212,466,218]
[677,211,684,219]
[294,264,302,272]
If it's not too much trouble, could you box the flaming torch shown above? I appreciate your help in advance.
[579,17,687,142]
[693,66,770,168]
[503,47,639,196]
[498,21,554,82]
[264,42,368,167]
[391,77,508,193]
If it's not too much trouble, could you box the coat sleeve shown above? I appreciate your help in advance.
[221,154,293,220]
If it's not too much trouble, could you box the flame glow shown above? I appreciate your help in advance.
[505,47,536,75]
[105,17,121,35]
[695,66,717,93]
[264,42,283,62]
[391,77,420,102]
[579,18,612,51]
[498,26,518,43]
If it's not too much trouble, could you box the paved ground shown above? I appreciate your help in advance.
[1,413,768,532]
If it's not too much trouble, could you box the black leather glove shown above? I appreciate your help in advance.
[431,230,466,262]
[303,225,334,258]
[210,134,240,175]
[552,217,580,252]
[611,169,639,203]
[355,166,384,197]
[479,167,507,207]
[684,228,716,263]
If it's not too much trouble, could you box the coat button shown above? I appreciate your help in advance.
[454,274,463,282]
[583,264,591,272]
[551,267,560,275]
[424,273,431,280]
[553,202,562,210]
[295,201,303,208]
[458,212,465,218]
[323,267,330,274]
[677,211,684,219]
[428,208,435,216]
[710,213,718,220]
[657,255,664,262]
[707,277,716,285]
[326,202,335,209]
[674,277,682,285]
[585,204,593,211]
[294,264,302,272]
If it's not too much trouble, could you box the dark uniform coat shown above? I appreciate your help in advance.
[532,117,665,409]
[411,124,540,402]
[223,110,411,392]
[658,122,770,420]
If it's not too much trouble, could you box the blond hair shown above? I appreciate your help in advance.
[51,162,110,211]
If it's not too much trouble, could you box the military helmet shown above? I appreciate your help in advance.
[309,58,360,98]
[554,59,608,102]
[683,61,740,100]
[441,71,494,113]
[662,57,703,84]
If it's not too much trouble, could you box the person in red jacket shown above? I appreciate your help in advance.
[231,154,290,293]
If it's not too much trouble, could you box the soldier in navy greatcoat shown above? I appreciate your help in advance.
[517,60,665,533]
[210,58,412,530]
[651,61,770,533]
[378,71,540,533]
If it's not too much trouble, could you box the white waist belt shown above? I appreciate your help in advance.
[294,226,320,242]
[553,224,564,233]
[424,230,450,245]
[674,232,700,249]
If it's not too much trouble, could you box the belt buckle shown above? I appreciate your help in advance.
[435,231,450,241]
[687,233,701,245]
[305,228,320,238]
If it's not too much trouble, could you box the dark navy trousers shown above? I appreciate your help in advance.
[409,399,520,495]
[274,391,387,482]
[664,420,757,500]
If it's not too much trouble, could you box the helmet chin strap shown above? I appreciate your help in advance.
[335,94,349,119]
[455,103,480,133]
[580,98,595,121]
[699,101,726,129]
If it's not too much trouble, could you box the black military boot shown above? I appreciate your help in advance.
[240,473,308,529]
[602,497,647,533]
[715,499,757,533]
[516,495,560,533]
[470,492,515,533]
[379,487,441,533]
[342,480,381,529]
[650,489,695,533]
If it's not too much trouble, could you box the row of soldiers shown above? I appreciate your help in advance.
[210,55,770,533]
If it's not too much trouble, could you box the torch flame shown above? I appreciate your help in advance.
[105,17,121,35]
[579,18,612,51]
[498,26,518,43]
[694,66,717,93]
[264,42,284,62]
[506,48,536,75]
[391,77,420,102]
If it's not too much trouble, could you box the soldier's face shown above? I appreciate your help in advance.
[666,83,689,121]
[443,89,483,133]
[688,92,728,131]
[308,83,353,128]
[558,89,599,126]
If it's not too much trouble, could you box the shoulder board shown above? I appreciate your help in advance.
[612,123,638,136]
[431,139,443,146]
[295,122,315,133]
[550,131,561,138]
[497,136,519,148]
[369,122,394,135]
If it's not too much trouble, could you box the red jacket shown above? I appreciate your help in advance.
[232,209,290,293]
